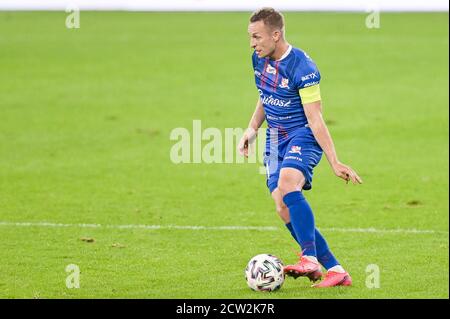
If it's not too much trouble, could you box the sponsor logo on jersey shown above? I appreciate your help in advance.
[258,89,291,108]
[266,115,293,121]
[279,77,290,89]
[303,81,320,88]
[284,156,303,161]
[301,72,318,82]
[266,64,277,75]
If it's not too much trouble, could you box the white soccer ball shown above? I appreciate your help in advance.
[245,254,285,292]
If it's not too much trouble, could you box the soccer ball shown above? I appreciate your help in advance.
[245,254,285,292]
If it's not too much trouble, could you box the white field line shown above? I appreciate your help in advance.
[0,221,278,231]
[0,221,448,234]
[320,227,448,235]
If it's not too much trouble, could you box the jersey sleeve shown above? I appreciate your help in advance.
[251,51,257,69]
[296,53,322,104]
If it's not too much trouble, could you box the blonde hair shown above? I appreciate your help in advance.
[250,7,285,32]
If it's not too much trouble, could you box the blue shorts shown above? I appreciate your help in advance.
[263,127,323,194]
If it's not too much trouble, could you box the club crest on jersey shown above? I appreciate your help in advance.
[266,64,277,75]
[288,146,302,155]
[279,77,289,89]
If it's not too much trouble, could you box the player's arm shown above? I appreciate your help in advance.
[238,98,265,157]
[301,85,362,184]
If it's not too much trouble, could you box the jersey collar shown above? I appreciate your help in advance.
[276,44,292,62]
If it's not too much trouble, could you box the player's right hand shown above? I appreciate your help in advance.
[238,135,250,157]
[238,128,257,158]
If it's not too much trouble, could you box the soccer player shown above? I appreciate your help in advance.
[238,8,363,288]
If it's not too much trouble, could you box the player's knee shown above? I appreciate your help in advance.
[278,171,306,196]
[277,178,297,196]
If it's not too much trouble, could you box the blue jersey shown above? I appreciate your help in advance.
[252,46,321,141]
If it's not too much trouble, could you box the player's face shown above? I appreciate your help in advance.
[248,21,277,58]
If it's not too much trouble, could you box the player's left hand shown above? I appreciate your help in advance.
[332,161,363,184]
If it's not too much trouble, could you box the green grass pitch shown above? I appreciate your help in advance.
[0,11,448,298]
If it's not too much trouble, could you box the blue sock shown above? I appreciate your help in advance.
[315,228,340,270]
[283,191,316,257]
[285,222,300,245]
[285,222,340,269]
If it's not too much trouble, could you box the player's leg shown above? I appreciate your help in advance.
[277,169,352,286]
[265,145,320,280]
[265,131,351,285]
[278,167,315,256]
[271,187,322,282]
[269,133,351,286]
[271,188,340,277]
[270,188,295,237]
[312,227,352,287]
[276,134,350,285]
[277,167,323,278]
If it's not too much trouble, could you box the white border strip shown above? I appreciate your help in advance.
[0,0,448,11]
[0,221,447,234]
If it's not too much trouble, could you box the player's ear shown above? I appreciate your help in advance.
[272,30,281,42]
